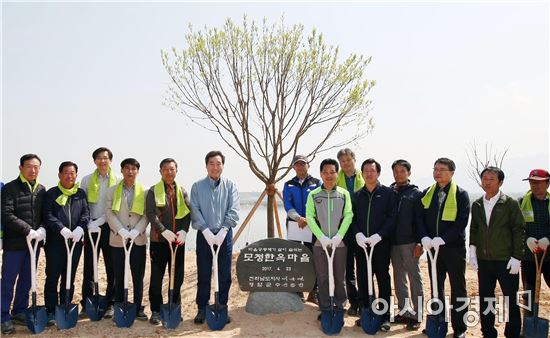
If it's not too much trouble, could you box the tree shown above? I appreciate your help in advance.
[162,17,375,238]
[466,140,509,187]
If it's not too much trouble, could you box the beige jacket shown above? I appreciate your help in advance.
[105,185,149,247]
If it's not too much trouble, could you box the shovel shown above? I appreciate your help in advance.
[523,248,549,338]
[114,237,136,328]
[25,236,47,334]
[160,242,182,329]
[360,243,384,334]
[85,231,108,321]
[320,245,344,335]
[425,247,447,338]
[206,243,228,330]
[55,237,79,330]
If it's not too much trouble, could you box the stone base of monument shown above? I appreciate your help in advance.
[245,291,304,315]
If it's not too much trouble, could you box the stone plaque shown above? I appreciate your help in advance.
[236,238,316,292]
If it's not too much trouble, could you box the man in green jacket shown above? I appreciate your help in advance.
[469,166,524,338]
[306,158,353,318]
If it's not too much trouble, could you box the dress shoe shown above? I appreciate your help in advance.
[149,311,161,325]
[10,313,26,326]
[1,321,15,335]
[194,309,206,324]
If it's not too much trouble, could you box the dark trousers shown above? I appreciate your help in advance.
[356,240,391,319]
[521,257,550,304]
[313,245,347,311]
[478,260,521,338]
[149,241,185,312]
[81,223,114,306]
[112,244,145,315]
[1,249,39,323]
[44,241,83,314]
[427,246,467,335]
[195,229,232,310]
[346,240,359,305]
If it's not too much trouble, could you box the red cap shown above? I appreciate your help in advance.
[523,169,550,181]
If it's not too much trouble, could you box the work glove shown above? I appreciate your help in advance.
[71,226,84,242]
[36,227,47,242]
[469,245,478,271]
[128,229,140,240]
[331,234,342,248]
[60,227,72,240]
[537,237,550,251]
[87,216,105,234]
[367,233,382,247]
[421,236,433,250]
[431,237,446,250]
[526,237,538,253]
[161,229,177,243]
[355,233,369,249]
[26,229,39,240]
[176,230,187,245]
[202,228,216,247]
[214,228,229,246]
[506,257,521,275]
[318,235,332,250]
[118,228,130,240]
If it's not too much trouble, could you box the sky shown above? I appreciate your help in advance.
[2,1,549,196]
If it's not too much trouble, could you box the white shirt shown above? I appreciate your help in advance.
[80,171,119,220]
[483,191,501,226]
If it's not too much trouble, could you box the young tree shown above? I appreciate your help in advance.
[466,140,509,187]
[162,17,375,237]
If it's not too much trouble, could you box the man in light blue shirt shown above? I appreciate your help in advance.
[190,150,239,325]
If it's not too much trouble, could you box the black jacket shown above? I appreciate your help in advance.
[146,182,191,243]
[351,183,397,239]
[390,182,423,245]
[416,182,470,248]
[43,186,90,244]
[1,176,46,250]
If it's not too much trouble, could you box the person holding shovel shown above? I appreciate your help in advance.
[190,150,240,325]
[43,161,90,327]
[352,158,397,332]
[417,157,470,338]
[106,158,148,321]
[306,158,353,321]
[146,158,191,325]
[469,166,524,338]
[336,148,364,316]
[79,147,118,319]
[520,169,550,311]
[1,154,47,335]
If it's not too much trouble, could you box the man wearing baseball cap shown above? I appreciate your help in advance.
[519,168,550,314]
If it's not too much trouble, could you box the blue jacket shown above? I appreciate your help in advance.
[43,186,90,243]
[416,182,470,248]
[283,175,321,221]
[390,182,423,245]
[351,183,397,240]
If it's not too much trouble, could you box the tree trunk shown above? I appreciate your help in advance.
[266,193,275,238]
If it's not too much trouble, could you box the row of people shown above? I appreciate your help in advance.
[283,149,549,338]
[0,148,239,334]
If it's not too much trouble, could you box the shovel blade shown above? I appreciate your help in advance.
[55,303,78,330]
[114,302,136,328]
[320,308,344,335]
[359,305,384,335]
[85,294,108,321]
[524,316,549,338]
[426,314,448,338]
[206,303,228,331]
[25,306,47,334]
[160,302,182,329]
